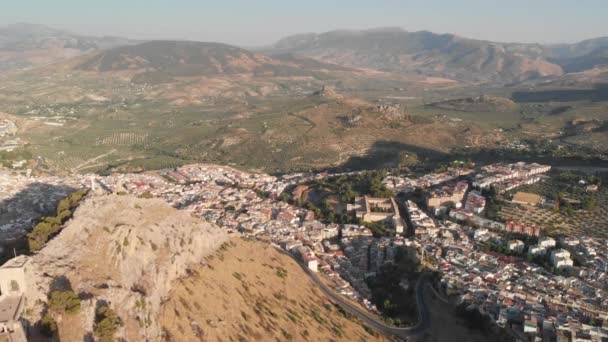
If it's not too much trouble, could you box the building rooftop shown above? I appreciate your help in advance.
[0,255,28,269]
[0,296,22,322]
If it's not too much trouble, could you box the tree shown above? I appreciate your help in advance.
[583,196,598,210]
[39,313,58,337]
[94,304,122,342]
[49,290,81,314]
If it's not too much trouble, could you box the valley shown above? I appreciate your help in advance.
[1,21,608,342]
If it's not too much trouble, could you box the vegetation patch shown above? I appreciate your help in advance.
[48,289,81,314]
[27,189,89,252]
[94,304,122,342]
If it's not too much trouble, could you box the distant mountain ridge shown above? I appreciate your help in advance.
[269,27,608,83]
[77,40,355,84]
[547,38,608,72]
[0,23,132,51]
[2,23,608,85]
[0,23,135,72]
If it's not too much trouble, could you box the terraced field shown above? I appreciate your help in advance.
[95,132,149,146]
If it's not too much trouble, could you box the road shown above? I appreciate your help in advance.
[274,246,431,340]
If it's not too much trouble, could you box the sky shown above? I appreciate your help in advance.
[1,0,607,46]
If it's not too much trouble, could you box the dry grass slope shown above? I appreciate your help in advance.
[24,194,228,341]
[160,238,386,342]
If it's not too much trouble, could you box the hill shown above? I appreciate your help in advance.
[77,40,358,84]
[552,46,608,73]
[426,95,517,113]
[159,238,386,341]
[0,23,133,72]
[22,194,228,341]
[269,28,563,83]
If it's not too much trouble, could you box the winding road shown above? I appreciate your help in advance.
[274,246,431,340]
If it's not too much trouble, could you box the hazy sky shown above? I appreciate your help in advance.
[1,0,607,46]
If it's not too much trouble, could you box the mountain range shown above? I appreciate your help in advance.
[1,23,607,85]
[76,40,354,84]
[269,27,608,83]
[0,23,134,72]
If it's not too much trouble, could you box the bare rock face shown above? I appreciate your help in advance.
[311,85,342,99]
[24,194,228,341]
[371,103,408,120]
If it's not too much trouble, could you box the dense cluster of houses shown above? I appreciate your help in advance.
[472,162,551,193]
[416,220,608,341]
[382,166,475,193]
[394,162,607,340]
[0,119,22,152]
[0,120,17,138]
[1,160,606,341]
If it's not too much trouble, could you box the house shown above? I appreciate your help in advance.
[528,245,547,256]
[426,182,469,211]
[284,240,303,251]
[277,209,299,224]
[538,237,556,249]
[341,224,373,238]
[464,190,486,214]
[505,221,543,237]
[0,256,28,342]
[551,249,574,270]
[303,254,318,272]
[508,240,525,253]
[293,246,318,272]
[322,225,339,239]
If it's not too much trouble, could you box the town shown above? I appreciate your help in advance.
[1,161,607,341]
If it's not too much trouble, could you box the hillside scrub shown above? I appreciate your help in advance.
[48,289,81,314]
[27,189,88,251]
[94,304,122,342]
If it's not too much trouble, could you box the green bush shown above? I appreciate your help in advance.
[49,290,81,314]
[39,313,58,337]
[27,189,89,252]
[94,304,122,342]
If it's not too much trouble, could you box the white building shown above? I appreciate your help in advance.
[304,256,318,272]
[474,229,489,240]
[508,240,525,253]
[550,249,574,270]
[528,245,547,256]
[0,256,28,342]
[538,237,556,249]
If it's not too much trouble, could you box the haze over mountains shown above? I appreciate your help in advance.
[1,23,608,85]
[0,23,134,72]
[270,27,608,83]
[77,40,354,84]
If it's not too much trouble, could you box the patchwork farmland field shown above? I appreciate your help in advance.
[500,172,608,238]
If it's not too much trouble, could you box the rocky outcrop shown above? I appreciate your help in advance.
[311,85,342,99]
[23,194,228,341]
[371,104,408,120]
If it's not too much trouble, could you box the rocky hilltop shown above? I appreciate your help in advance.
[23,194,228,341]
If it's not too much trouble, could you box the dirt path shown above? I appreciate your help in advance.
[71,149,117,173]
